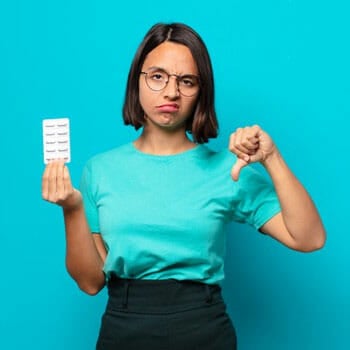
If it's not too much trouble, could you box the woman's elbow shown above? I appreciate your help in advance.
[66,266,105,295]
[78,281,105,295]
[295,230,327,253]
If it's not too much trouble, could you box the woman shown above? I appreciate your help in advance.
[42,22,326,349]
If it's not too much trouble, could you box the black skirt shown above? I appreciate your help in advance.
[96,274,237,350]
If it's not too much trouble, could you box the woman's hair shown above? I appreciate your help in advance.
[122,22,218,143]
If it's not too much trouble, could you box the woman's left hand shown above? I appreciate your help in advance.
[229,125,276,181]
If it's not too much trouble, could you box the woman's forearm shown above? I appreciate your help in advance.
[63,204,106,295]
[42,161,106,295]
[262,151,326,250]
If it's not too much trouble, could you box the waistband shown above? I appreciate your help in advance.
[106,273,223,314]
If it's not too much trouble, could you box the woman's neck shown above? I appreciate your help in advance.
[134,128,196,155]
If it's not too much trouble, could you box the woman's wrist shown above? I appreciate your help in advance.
[62,189,83,213]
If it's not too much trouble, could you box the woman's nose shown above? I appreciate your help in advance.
[163,76,180,98]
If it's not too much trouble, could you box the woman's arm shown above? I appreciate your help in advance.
[42,161,106,295]
[229,125,326,252]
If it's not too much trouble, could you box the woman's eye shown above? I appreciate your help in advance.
[181,78,195,86]
[150,73,165,80]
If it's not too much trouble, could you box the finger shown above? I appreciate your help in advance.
[248,150,264,163]
[229,129,248,160]
[231,158,249,181]
[63,165,73,196]
[245,136,259,150]
[56,161,66,200]
[47,160,65,202]
[237,127,259,153]
[47,162,58,202]
[47,161,58,202]
[230,129,258,157]
[228,128,241,150]
[239,138,259,155]
[42,163,51,200]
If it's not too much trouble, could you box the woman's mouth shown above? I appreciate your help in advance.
[156,104,179,113]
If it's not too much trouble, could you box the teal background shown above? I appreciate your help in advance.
[1,0,349,349]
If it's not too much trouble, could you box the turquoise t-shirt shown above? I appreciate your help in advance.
[80,143,280,284]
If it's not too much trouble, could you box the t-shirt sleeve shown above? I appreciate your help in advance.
[79,161,100,233]
[229,165,281,229]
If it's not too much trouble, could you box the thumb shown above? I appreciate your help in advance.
[231,158,249,181]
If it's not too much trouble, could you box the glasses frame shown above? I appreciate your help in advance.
[140,68,200,97]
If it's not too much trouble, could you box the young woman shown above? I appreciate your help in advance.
[42,22,326,349]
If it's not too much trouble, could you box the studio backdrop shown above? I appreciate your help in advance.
[1,1,349,349]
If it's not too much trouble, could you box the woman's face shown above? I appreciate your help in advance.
[139,41,200,132]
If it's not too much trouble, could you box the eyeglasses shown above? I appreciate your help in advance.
[140,68,200,97]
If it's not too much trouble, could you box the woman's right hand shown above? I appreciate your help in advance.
[42,160,82,211]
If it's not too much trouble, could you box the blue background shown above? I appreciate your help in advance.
[1,0,349,349]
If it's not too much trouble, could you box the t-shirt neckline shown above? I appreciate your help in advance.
[129,142,203,159]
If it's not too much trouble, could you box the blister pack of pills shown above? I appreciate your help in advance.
[42,118,71,164]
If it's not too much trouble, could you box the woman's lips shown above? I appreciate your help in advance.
[156,104,179,113]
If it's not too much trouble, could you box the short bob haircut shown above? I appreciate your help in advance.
[122,22,218,144]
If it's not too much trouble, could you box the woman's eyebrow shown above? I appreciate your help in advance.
[144,66,165,71]
[144,66,197,76]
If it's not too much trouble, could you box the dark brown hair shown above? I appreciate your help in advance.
[122,22,218,143]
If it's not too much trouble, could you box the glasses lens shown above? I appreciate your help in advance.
[143,69,200,96]
[178,75,199,97]
[145,70,167,91]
